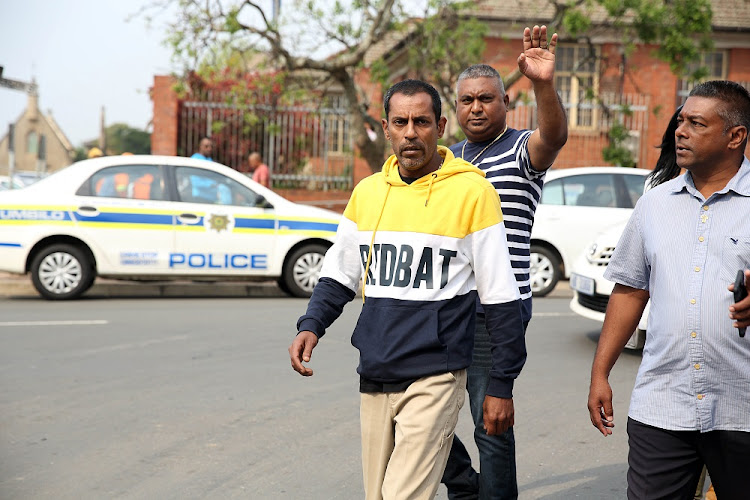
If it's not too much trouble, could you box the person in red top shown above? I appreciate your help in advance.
[248,152,270,188]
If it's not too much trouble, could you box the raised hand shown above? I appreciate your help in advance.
[518,25,558,84]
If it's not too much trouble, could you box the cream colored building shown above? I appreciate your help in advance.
[0,90,75,176]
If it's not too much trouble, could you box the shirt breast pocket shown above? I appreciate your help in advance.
[721,236,750,282]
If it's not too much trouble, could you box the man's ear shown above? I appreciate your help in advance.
[381,118,389,140]
[437,116,447,138]
[727,125,748,151]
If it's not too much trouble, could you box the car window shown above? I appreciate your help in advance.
[540,179,564,205]
[174,166,266,207]
[622,173,647,208]
[84,165,166,201]
[560,174,617,207]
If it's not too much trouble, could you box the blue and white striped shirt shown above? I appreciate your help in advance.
[605,156,750,432]
[451,128,544,322]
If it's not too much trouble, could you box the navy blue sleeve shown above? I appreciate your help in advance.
[296,277,356,338]
[482,299,527,398]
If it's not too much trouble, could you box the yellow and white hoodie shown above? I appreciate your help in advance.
[297,146,525,398]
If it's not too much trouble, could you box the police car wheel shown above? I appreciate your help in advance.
[282,243,328,298]
[31,244,95,300]
[529,245,561,297]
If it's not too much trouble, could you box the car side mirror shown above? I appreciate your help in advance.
[256,196,274,209]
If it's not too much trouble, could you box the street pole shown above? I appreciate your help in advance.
[8,124,15,189]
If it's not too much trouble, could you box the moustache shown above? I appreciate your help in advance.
[399,142,424,153]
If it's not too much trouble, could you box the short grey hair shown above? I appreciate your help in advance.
[456,64,505,97]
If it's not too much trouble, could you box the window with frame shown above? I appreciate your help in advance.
[555,44,600,130]
[26,131,38,154]
[676,51,728,106]
[324,94,352,155]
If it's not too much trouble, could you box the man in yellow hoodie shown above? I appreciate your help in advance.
[289,80,525,500]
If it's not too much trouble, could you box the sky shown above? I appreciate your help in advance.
[0,0,176,147]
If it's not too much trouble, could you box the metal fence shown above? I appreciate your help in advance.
[179,91,354,190]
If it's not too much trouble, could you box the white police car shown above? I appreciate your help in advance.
[0,155,340,300]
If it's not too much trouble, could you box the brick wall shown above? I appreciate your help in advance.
[151,76,179,156]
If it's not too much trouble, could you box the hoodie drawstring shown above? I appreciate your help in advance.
[362,184,391,303]
[424,172,438,207]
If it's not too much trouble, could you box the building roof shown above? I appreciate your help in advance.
[468,0,750,32]
[44,112,74,153]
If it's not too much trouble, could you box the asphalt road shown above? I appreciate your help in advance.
[0,296,641,499]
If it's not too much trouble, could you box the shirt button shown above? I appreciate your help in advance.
[703,205,709,211]
[695,267,700,272]
[691,331,697,338]
[697,394,704,400]
[698,236,705,242]
[690,299,696,304]
[694,363,701,370]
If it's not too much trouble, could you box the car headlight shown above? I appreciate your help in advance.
[586,243,598,261]
[586,243,597,257]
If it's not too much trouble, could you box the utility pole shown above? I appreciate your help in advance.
[7,124,15,189]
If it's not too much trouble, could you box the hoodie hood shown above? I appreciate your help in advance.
[381,146,485,187]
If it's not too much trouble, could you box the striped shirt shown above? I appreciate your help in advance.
[451,128,544,322]
[604,156,750,432]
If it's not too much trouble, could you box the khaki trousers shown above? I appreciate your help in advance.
[360,370,466,500]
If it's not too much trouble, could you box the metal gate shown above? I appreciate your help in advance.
[178,91,354,190]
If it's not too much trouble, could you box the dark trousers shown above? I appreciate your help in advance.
[627,417,750,500]
[441,318,527,500]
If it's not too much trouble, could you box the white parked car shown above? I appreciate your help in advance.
[0,155,340,300]
[0,175,25,191]
[569,222,649,349]
[529,166,650,296]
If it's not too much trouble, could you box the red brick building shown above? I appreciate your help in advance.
[151,0,750,201]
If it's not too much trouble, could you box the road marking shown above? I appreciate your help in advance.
[533,312,578,317]
[0,320,109,327]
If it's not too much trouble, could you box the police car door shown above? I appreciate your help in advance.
[170,165,275,276]
[74,163,175,274]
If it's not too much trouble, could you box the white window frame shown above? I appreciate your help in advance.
[676,50,729,106]
[555,44,601,130]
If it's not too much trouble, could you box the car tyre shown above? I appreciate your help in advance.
[31,244,95,300]
[281,244,328,298]
[529,245,561,297]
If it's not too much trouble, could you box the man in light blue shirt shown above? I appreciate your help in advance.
[588,80,750,499]
[190,137,213,161]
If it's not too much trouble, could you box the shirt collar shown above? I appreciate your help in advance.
[670,155,750,197]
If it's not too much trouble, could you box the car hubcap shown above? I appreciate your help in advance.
[38,252,83,294]
[292,251,324,293]
[530,252,554,293]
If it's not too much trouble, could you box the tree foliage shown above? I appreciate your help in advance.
[503,0,714,168]
[142,0,714,173]
[551,0,713,78]
[105,123,152,155]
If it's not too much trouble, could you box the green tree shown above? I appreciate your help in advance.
[500,0,714,167]
[105,123,151,155]
[141,0,489,173]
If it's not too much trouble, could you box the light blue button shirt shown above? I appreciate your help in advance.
[605,157,750,432]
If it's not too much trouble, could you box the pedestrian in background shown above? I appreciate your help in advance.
[248,152,270,188]
[289,79,526,500]
[587,80,750,499]
[190,137,213,161]
[442,24,568,500]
